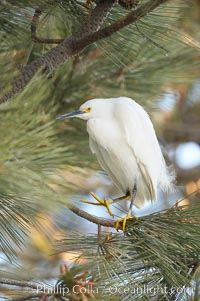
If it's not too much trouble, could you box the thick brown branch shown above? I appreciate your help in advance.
[31,8,64,44]
[76,0,168,45]
[0,0,114,104]
[69,204,115,227]
[74,0,116,39]
[0,0,168,104]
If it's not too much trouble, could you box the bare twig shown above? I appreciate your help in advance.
[0,0,168,104]
[31,8,64,44]
[69,204,115,228]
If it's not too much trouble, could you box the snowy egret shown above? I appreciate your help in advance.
[57,97,174,231]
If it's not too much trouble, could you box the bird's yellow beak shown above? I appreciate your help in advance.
[56,109,85,120]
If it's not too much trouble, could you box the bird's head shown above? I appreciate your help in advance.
[56,98,114,121]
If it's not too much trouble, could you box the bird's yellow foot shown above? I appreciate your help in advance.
[81,192,113,217]
[115,212,137,232]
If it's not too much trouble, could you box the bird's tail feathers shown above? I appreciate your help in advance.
[159,164,176,193]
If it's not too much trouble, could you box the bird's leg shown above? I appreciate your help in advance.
[115,185,137,232]
[112,190,131,203]
[81,190,132,218]
[81,192,114,217]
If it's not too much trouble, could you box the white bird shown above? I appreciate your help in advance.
[57,97,174,231]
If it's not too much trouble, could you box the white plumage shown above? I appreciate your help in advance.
[57,97,174,230]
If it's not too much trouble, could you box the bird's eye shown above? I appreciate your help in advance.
[85,107,91,112]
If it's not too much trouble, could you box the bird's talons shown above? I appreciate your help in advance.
[115,212,137,232]
[81,192,113,217]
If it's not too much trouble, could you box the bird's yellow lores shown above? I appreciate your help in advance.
[57,97,174,231]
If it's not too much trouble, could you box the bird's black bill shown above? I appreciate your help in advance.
[56,110,85,120]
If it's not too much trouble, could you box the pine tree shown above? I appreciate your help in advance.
[0,1,200,300]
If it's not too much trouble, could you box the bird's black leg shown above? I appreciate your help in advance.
[112,190,131,204]
[115,184,137,232]
[128,184,137,213]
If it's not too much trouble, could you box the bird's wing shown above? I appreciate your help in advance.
[114,100,163,201]
[89,138,96,154]
[89,137,123,190]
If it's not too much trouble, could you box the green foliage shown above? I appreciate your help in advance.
[0,77,76,259]
[56,204,200,300]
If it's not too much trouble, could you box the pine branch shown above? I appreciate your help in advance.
[56,203,200,300]
[69,204,115,228]
[68,191,200,230]
[0,0,115,104]
[0,279,50,301]
[0,278,39,289]
[0,0,168,104]
[31,8,64,44]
